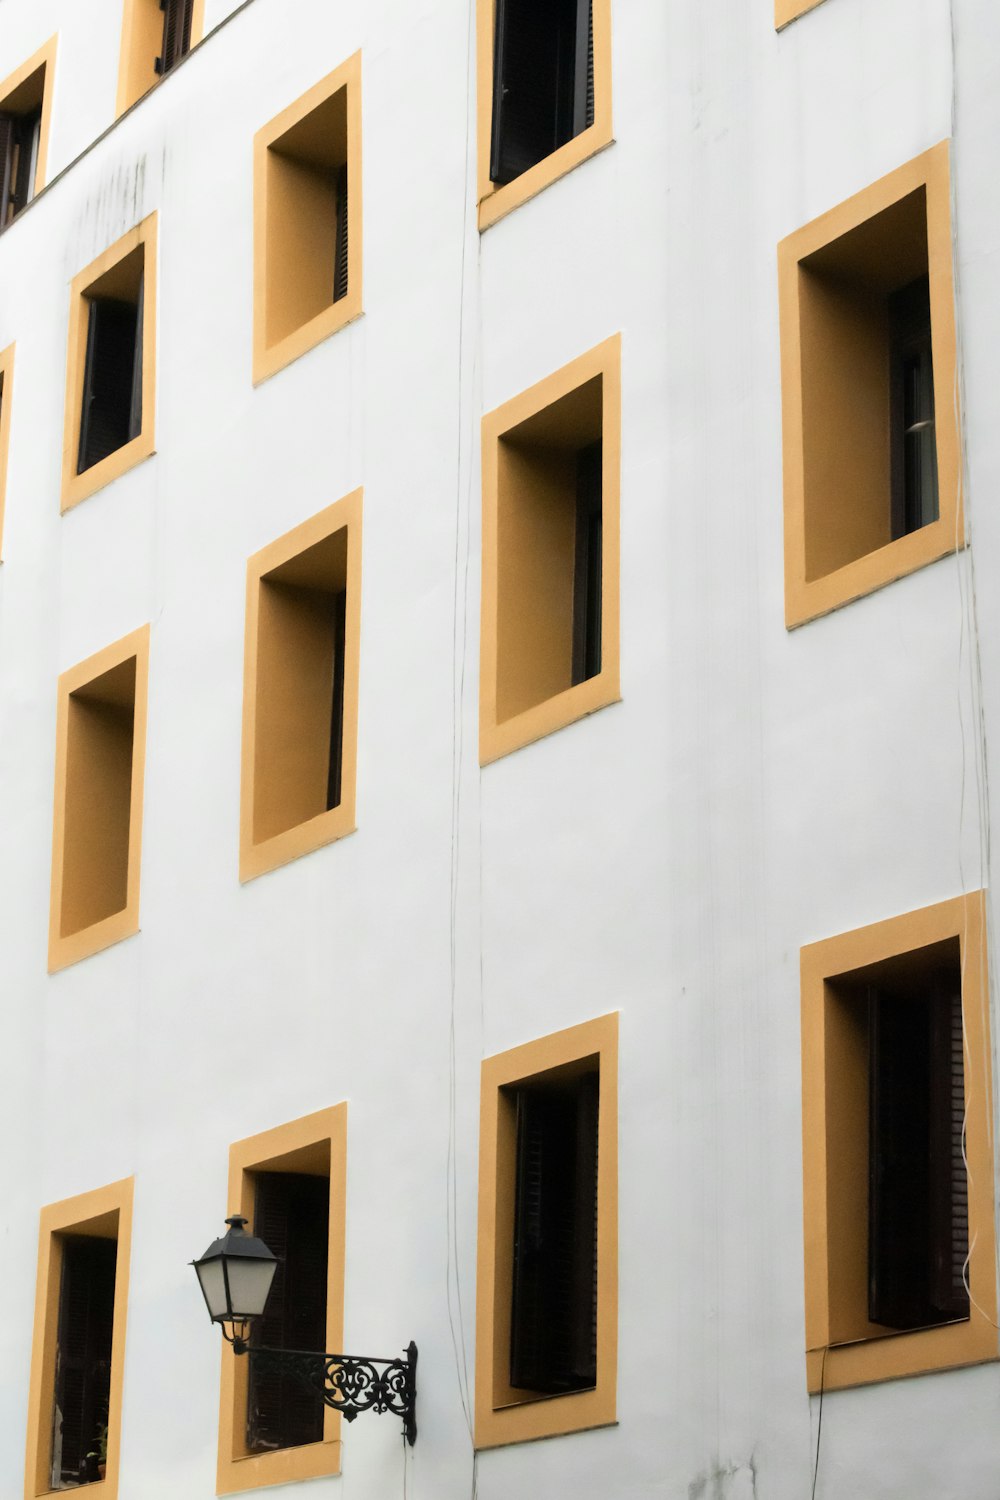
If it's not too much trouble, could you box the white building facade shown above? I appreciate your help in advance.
[2,0,1000,1496]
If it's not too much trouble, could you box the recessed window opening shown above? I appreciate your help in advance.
[827,939,968,1343]
[77,247,144,476]
[61,655,137,939]
[51,1228,118,1490]
[264,89,350,353]
[490,0,594,186]
[0,65,44,228]
[156,0,195,76]
[248,1170,330,1454]
[798,186,934,583]
[506,1063,599,1396]
[496,376,603,724]
[253,528,348,846]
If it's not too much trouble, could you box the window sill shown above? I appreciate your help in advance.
[784,518,963,628]
[776,0,829,27]
[218,1437,342,1495]
[48,910,140,975]
[478,124,614,233]
[240,811,357,884]
[61,436,156,514]
[252,300,363,387]
[480,676,620,766]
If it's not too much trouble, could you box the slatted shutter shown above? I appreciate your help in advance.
[333,165,349,304]
[128,270,144,442]
[326,590,347,811]
[510,1070,599,1393]
[889,274,938,538]
[77,297,142,474]
[248,1173,329,1453]
[490,0,593,186]
[572,441,603,686]
[868,979,969,1330]
[0,114,14,227]
[52,1236,117,1486]
[10,109,41,218]
[157,0,195,76]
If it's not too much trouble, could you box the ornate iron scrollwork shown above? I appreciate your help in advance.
[245,1341,418,1446]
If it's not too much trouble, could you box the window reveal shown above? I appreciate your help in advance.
[77,272,144,475]
[0,105,41,226]
[155,0,195,76]
[490,0,594,186]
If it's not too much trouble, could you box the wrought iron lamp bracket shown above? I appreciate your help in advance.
[234,1339,418,1446]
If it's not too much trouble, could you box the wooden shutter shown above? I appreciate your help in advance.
[128,269,145,442]
[248,1173,329,1453]
[52,1236,117,1486]
[333,165,349,304]
[77,298,141,474]
[868,977,969,1330]
[0,114,14,228]
[572,0,594,137]
[10,109,41,218]
[572,441,603,686]
[157,0,195,75]
[326,589,347,811]
[490,0,586,186]
[509,1071,599,1393]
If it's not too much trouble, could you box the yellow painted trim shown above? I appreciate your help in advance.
[476,0,613,231]
[775,0,827,28]
[217,1105,347,1494]
[23,1178,134,1500]
[480,335,621,765]
[48,625,150,973]
[475,1013,618,1449]
[239,491,362,882]
[115,0,206,117]
[0,343,14,561]
[60,213,158,513]
[778,142,960,627]
[0,36,58,205]
[800,892,998,1393]
[252,53,363,386]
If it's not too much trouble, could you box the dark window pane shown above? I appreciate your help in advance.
[572,441,602,686]
[77,296,142,474]
[490,0,594,186]
[52,1236,117,1489]
[890,275,939,538]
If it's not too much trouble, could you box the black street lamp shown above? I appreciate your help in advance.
[193,1216,417,1446]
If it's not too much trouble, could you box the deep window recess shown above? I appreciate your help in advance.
[508,1069,598,1394]
[249,1173,330,1453]
[868,976,968,1332]
[77,253,144,475]
[490,0,594,186]
[0,104,41,226]
[572,441,602,686]
[51,1236,117,1490]
[156,0,195,75]
[889,275,938,539]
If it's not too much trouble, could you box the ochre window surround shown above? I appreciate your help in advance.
[480,335,620,765]
[778,142,959,627]
[217,1105,347,1495]
[800,892,997,1393]
[775,0,828,28]
[0,37,58,225]
[252,52,362,385]
[48,625,150,973]
[23,1177,134,1500]
[0,342,14,559]
[61,213,157,513]
[240,491,362,883]
[475,1012,618,1449]
[116,0,206,116]
[476,0,613,231]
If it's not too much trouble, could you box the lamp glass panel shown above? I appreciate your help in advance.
[226,1256,278,1319]
[196,1258,229,1321]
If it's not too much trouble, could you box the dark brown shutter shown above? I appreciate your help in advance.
[157,0,195,75]
[0,114,14,228]
[10,109,41,218]
[333,165,349,304]
[128,269,145,442]
[572,441,602,686]
[489,0,588,186]
[77,298,141,474]
[509,1070,599,1394]
[326,589,347,811]
[868,978,969,1330]
[52,1237,117,1486]
[249,1173,329,1453]
[572,0,594,137]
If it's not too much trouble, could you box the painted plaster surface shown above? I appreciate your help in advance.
[1,0,1000,1497]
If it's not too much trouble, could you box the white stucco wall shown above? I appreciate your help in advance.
[1,0,1000,1496]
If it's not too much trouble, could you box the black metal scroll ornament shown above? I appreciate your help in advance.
[243,1341,418,1446]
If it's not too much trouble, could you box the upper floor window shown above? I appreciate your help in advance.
[0,37,56,229]
[478,0,612,229]
[117,0,204,115]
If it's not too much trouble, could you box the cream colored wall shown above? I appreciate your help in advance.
[1,1,1000,1499]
